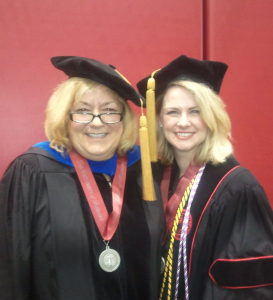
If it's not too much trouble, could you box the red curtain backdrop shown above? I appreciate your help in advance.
[1,0,272,206]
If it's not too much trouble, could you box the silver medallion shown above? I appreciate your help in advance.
[99,246,121,272]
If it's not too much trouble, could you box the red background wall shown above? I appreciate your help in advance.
[204,0,273,206]
[1,0,272,206]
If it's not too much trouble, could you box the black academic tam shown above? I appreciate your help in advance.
[51,56,145,107]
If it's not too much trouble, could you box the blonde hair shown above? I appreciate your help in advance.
[156,80,233,166]
[45,77,138,155]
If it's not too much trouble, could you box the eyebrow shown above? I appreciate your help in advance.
[164,106,199,110]
[100,102,119,107]
[77,101,119,107]
[78,101,91,106]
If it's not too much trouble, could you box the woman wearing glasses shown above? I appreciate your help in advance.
[0,56,164,300]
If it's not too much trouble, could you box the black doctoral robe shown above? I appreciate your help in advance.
[162,155,273,300]
[0,147,165,300]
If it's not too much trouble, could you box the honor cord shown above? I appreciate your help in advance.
[175,164,206,300]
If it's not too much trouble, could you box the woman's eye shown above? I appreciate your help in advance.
[190,109,200,114]
[166,110,178,115]
[104,107,117,112]
[76,108,88,112]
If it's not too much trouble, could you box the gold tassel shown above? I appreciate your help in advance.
[139,99,156,201]
[113,68,156,201]
[146,70,160,162]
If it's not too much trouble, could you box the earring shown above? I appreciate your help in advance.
[160,124,163,128]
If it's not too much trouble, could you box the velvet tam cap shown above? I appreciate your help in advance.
[137,55,228,97]
[51,56,145,107]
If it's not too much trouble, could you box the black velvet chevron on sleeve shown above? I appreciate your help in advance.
[209,256,273,288]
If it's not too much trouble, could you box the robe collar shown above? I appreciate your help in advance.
[33,141,140,176]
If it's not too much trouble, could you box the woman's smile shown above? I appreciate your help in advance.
[86,132,108,138]
[175,132,194,139]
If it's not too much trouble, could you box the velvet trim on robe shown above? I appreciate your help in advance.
[162,155,273,300]
[33,141,141,176]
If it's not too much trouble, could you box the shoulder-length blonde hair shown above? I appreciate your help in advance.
[45,77,138,155]
[156,80,233,166]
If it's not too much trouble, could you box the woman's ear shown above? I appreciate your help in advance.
[157,115,163,128]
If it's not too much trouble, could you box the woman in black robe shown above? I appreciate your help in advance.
[137,55,273,300]
[0,56,164,300]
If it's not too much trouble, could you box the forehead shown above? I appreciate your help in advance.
[162,86,197,108]
[74,86,123,107]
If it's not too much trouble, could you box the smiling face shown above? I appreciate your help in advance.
[159,86,208,160]
[68,86,124,161]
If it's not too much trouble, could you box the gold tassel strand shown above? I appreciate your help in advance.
[146,69,160,162]
[113,68,156,201]
[139,99,156,201]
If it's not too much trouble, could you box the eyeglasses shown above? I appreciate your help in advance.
[69,111,123,124]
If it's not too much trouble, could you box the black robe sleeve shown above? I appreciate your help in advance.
[1,150,165,300]
[191,167,273,299]
[0,154,47,299]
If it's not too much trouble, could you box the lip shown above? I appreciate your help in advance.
[86,133,107,138]
[175,132,194,140]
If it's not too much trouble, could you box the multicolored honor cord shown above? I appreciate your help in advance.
[175,164,206,300]
[161,163,200,243]
[159,176,196,300]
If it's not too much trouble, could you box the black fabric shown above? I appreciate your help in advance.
[136,55,228,97]
[51,56,145,107]
[0,147,165,300]
[210,257,273,288]
[161,156,273,300]
[162,156,240,299]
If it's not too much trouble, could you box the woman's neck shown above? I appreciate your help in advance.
[174,151,194,178]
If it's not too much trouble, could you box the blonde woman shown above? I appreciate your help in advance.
[0,56,164,300]
[137,55,273,300]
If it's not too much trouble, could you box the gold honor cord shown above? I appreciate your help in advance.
[114,69,156,201]
[160,177,196,300]
[146,69,160,162]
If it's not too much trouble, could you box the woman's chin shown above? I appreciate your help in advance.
[79,149,115,161]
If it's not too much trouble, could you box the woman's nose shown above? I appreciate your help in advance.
[177,113,190,127]
[89,114,104,126]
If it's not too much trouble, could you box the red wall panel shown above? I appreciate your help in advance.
[0,0,203,178]
[1,0,272,207]
[205,0,273,205]
[1,0,272,209]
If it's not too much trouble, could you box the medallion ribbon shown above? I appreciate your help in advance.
[70,150,127,241]
[161,163,200,239]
